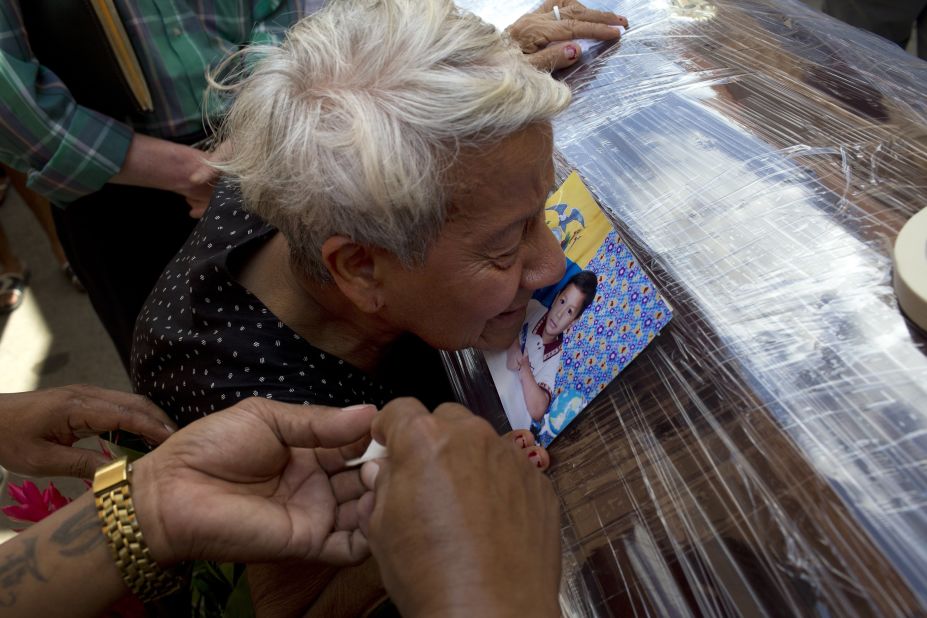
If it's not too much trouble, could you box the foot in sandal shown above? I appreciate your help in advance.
[0,265,29,314]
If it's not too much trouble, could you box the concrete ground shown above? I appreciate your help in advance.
[0,187,128,394]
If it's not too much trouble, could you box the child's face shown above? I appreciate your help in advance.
[544,284,586,338]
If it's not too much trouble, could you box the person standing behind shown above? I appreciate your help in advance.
[0,1,318,367]
[0,168,29,313]
[0,165,86,314]
[823,0,927,59]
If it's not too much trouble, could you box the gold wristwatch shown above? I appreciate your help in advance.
[93,457,186,603]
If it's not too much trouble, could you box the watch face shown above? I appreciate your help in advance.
[93,457,129,493]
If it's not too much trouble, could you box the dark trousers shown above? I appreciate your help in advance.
[823,0,927,59]
[52,184,197,370]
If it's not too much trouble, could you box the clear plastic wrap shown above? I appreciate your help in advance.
[445,0,927,615]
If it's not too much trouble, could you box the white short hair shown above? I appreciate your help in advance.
[213,0,571,280]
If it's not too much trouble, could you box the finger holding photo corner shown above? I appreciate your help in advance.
[357,398,561,617]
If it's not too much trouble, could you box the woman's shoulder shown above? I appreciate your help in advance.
[132,320,393,427]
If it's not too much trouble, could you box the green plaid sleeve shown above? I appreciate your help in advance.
[0,6,133,204]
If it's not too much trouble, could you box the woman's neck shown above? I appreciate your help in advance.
[236,233,399,374]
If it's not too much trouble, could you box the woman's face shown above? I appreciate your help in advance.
[379,123,565,351]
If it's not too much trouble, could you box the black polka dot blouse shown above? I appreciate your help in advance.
[130,182,402,428]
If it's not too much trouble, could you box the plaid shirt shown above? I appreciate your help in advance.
[0,0,315,203]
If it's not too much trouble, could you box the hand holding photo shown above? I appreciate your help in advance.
[485,171,672,447]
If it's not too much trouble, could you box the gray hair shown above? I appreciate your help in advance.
[212,0,571,281]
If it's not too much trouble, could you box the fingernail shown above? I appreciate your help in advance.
[530,453,545,469]
[163,423,176,434]
[343,403,376,412]
[565,45,578,60]
[514,434,528,449]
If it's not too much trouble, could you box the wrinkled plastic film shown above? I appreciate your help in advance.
[446,0,927,615]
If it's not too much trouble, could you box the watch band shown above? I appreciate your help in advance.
[93,457,185,603]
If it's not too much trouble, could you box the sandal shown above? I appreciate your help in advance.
[62,262,85,293]
[0,266,30,314]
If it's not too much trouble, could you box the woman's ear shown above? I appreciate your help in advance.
[321,236,385,313]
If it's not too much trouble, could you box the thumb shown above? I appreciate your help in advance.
[528,42,581,71]
[188,203,207,219]
[188,156,217,186]
[188,168,212,187]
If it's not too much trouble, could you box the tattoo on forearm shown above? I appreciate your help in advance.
[0,538,46,607]
[50,505,105,557]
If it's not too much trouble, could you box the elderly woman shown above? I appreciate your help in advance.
[130,0,624,613]
[127,0,627,424]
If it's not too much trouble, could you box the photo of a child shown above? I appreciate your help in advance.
[506,271,598,423]
[485,171,672,447]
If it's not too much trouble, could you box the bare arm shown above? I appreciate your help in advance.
[0,493,127,617]
[110,133,220,217]
[517,361,552,422]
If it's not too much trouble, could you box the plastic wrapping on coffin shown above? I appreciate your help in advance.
[443,0,927,615]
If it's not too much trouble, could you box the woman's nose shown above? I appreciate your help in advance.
[521,221,565,292]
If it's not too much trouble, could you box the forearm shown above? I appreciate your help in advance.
[518,368,550,421]
[0,104,132,203]
[300,559,385,618]
[248,561,336,618]
[397,577,560,618]
[110,133,209,194]
[0,492,127,617]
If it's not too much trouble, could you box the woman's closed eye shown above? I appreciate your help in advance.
[491,218,534,269]
[491,247,520,269]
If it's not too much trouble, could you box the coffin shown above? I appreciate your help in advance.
[446,1,927,615]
